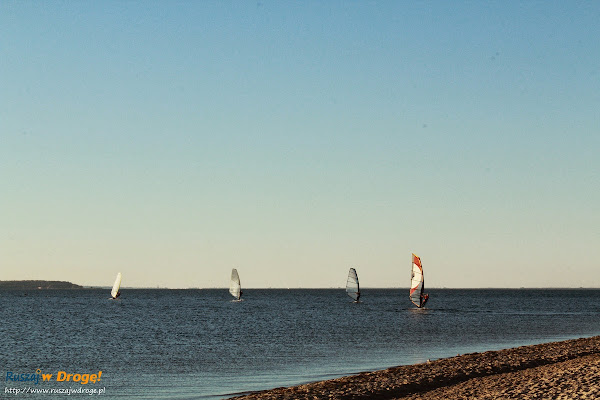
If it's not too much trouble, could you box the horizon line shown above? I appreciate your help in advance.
[47,286,600,290]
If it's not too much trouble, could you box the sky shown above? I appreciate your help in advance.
[1,1,599,289]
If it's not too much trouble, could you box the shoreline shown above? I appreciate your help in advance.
[229,335,600,399]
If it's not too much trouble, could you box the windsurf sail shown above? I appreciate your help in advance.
[410,254,428,307]
[111,272,122,299]
[229,268,242,300]
[346,268,360,302]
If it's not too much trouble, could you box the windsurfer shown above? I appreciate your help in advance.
[421,293,429,307]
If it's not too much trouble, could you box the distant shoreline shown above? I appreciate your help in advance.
[0,280,83,290]
[230,335,600,400]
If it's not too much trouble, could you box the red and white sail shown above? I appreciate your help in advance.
[410,254,425,307]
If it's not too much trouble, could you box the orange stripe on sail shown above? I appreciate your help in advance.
[412,253,421,268]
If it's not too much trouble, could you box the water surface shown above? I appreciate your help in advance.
[2,289,599,399]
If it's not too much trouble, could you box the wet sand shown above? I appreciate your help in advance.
[230,336,600,400]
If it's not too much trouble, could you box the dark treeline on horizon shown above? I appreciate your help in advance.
[0,280,83,290]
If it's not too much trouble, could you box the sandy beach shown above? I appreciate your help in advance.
[230,336,600,400]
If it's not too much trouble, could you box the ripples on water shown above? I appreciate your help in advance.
[2,289,600,399]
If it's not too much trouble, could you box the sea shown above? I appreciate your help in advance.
[2,288,600,399]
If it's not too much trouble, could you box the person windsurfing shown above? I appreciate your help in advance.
[421,292,429,307]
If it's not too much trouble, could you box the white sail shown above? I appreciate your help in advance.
[410,254,427,307]
[346,268,360,302]
[229,269,241,300]
[111,272,122,299]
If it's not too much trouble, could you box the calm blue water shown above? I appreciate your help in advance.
[2,289,600,399]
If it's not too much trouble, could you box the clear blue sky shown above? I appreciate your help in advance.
[2,1,598,288]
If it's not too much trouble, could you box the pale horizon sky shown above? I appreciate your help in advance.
[2,2,599,289]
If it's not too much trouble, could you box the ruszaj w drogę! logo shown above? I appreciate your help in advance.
[5,369,106,396]
[6,369,103,385]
